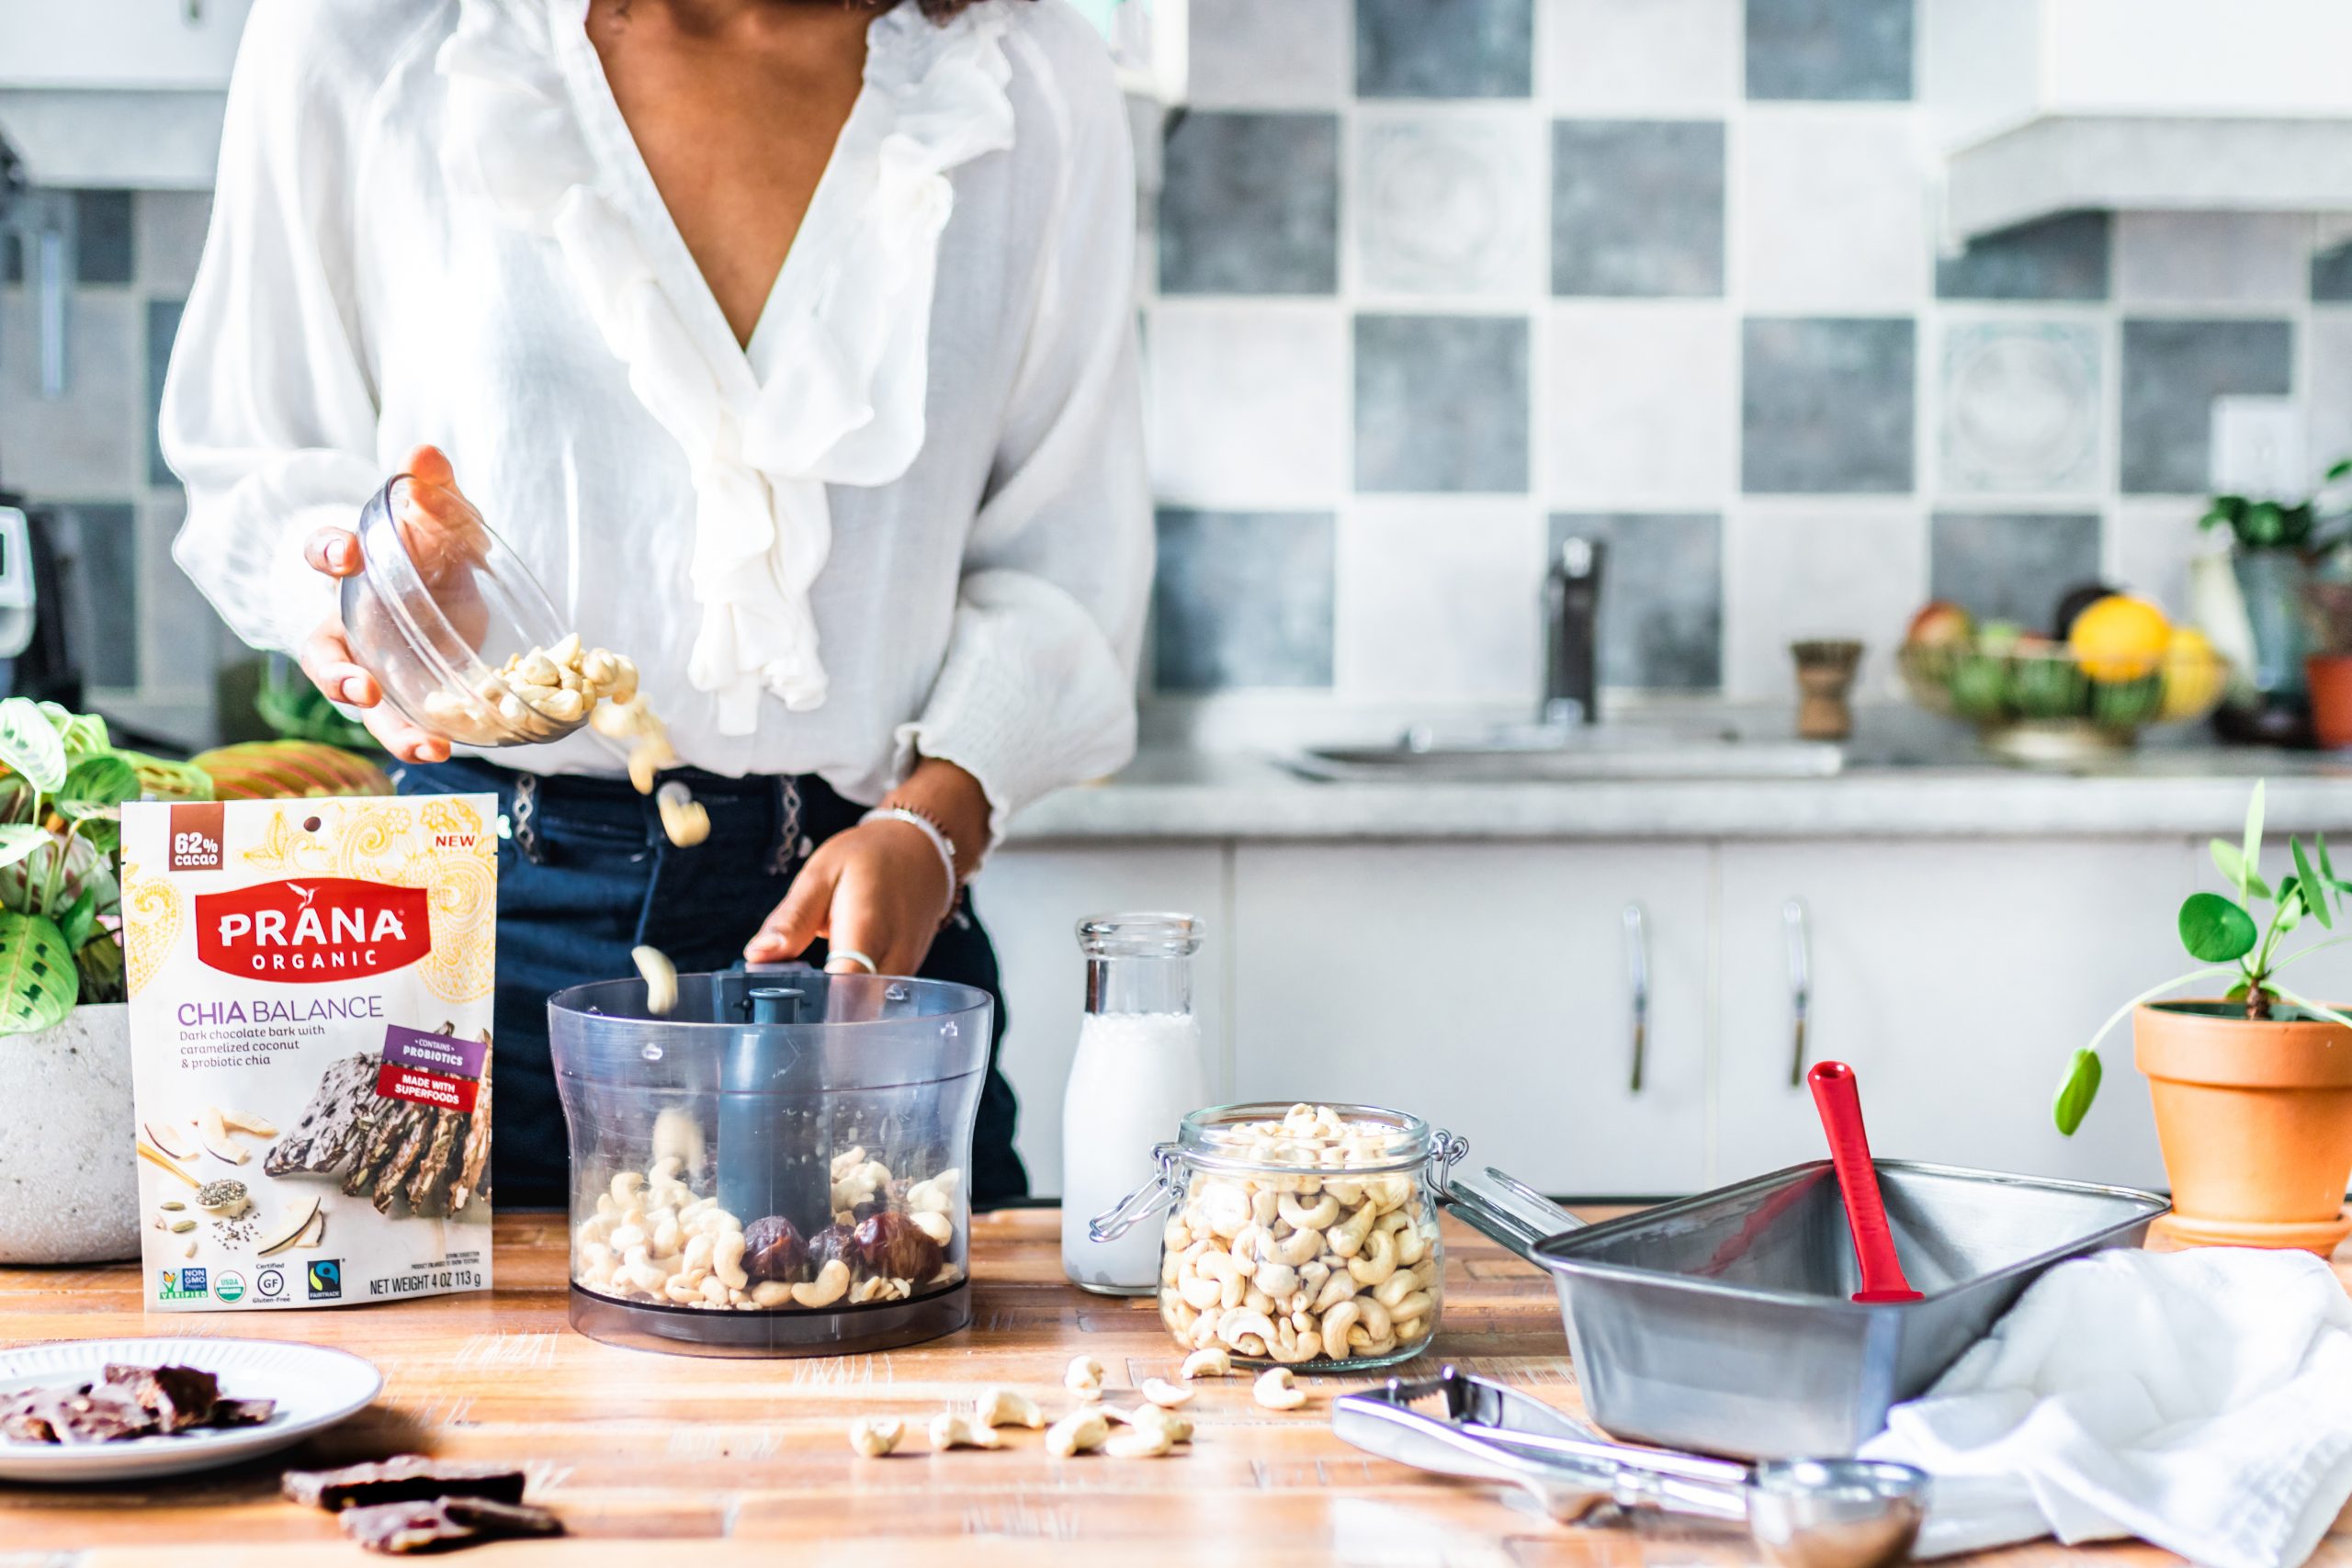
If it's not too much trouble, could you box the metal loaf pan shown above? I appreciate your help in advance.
[1446,1159,2165,1461]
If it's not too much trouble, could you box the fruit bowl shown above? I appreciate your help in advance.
[1899,642,2230,762]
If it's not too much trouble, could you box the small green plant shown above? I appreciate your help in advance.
[0,698,211,1034]
[2200,457,2351,552]
[2054,778,2352,1133]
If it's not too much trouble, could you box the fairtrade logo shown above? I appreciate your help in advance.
[213,1270,246,1303]
[194,877,429,982]
[306,1259,343,1301]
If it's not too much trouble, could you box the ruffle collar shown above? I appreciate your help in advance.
[435,0,1015,728]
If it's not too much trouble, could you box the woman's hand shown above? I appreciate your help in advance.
[745,760,992,976]
[298,444,482,764]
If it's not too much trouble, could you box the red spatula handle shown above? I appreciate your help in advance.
[1807,1061,1922,1303]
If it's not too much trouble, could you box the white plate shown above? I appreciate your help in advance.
[0,1337,382,1483]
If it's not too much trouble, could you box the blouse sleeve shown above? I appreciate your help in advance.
[894,39,1151,844]
[161,0,385,658]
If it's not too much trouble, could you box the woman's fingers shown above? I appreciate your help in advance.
[299,621,378,708]
[304,525,363,579]
[360,705,450,765]
[401,443,457,489]
[746,852,838,963]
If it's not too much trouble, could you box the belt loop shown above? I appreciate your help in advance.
[767,777,806,877]
[511,773,546,864]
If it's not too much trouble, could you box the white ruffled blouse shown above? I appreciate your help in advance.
[162,0,1148,837]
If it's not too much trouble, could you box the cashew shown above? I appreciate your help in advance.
[1046,1406,1111,1458]
[1216,1308,1278,1353]
[712,1231,749,1291]
[930,1412,1001,1450]
[1253,1367,1308,1411]
[1137,1378,1193,1408]
[1103,1425,1175,1459]
[1347,1227,1399,1287]
[905,1178,955,1214]
[792,1258,851,1308]
[1387,1291,1435,1326]
[1264,1324,1322,1364]
[1312,1270,1358,1313]
[1396,1222,1430,1267]
[1319,1299,1363,1350]
[910,1209,954,1247]
[1254,1261,1299,1300]
[1373,1269,1418,1310]
[1329,1203,1377,1258]
[610,1170,647,1206]
[973,1389,1045,1430]
[751,1280,793,1307]
[1263,1225,1322,1268]
[1181,1348,1233,1380]
[1278,1192,1341,1231]
[630,946,679,1016]
[1124,1404,1193,1444]
[1065,1355,1105,1395]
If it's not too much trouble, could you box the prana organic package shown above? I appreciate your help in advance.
[121,795,499,1311]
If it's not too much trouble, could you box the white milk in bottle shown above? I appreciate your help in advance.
[1061,914,1207,1293]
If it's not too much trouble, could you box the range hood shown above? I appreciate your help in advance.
[0,92,225,190]
[1925,0,2352,242]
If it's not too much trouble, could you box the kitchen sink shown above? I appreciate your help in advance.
[1283,724,1845,783]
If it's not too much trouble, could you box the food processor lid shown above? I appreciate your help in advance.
[547,966,992,1094]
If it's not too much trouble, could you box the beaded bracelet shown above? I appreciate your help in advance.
[861,806,959,922]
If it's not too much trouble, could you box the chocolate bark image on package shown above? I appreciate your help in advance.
[120,795,498,1311]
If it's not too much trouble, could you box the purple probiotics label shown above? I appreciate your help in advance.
[383,1023,486,1081]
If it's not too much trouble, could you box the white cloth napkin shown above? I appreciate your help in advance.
[1859,1247,2352,1568]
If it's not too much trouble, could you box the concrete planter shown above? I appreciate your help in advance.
[0,1003,139,1265]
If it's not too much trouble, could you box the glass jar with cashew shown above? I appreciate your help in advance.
[1091,1103,1466,1372]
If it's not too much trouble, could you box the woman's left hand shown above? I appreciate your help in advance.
[743,761,989,976]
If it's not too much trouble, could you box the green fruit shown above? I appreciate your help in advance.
[2090,675,2164,728]
[2008,658,2086,719]
[1975,620,2026,656]
[1949,655,2011,720]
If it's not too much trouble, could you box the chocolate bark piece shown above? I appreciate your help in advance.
[102,1362,220,1432]
[282,1455,529,1512]
[346,1101,425,1198]
[266,1053,385,1177]
[2,1386,156,1444]
[341,1495,562,1555]
[406,1110,464,1216]
[374,1104,439,1213]
[449,1065,492,1215]
[209,1397,277,1427]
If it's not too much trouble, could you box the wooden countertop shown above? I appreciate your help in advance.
[3,1209,2345,1566]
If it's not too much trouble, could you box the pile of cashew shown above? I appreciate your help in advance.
[1158,1104,1442,1367]
[854,1381,1199,1461]
[425,632,639,738]
[571,1138,965,1312]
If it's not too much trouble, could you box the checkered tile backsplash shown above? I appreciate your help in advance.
[11,0,2352,736]
[1154,0,2352,707]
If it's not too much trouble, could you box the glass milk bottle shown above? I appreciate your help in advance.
[1061,913,1208,1293]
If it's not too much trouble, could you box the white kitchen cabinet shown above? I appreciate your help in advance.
[1229,844,1712,1195]
[978,843,1229,1198]
[0,1,253,88]
[1713,840,2190,1190]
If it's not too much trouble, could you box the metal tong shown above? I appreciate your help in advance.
[1333,1367,1928,1568]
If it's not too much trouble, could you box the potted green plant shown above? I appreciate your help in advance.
[2055,780,2352,1254]
[0,697,211,1264]
[2202,459,2349,740]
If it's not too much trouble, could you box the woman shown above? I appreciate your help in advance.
[162,0,1148,1208]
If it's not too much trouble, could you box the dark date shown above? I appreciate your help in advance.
[845,1211,944,1282]
[741,1215,806,1284]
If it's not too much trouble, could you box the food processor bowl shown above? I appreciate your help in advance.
[339,475,587,749]
[548,967,992,1357]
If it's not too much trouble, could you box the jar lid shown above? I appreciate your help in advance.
[1077,912,1204,959]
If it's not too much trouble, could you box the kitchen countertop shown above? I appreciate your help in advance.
[1008,733,2352,843]
[7,1210,2347,1564]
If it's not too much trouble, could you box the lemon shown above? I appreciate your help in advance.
[2067,595,2171,682]
[2159,626,2226,721]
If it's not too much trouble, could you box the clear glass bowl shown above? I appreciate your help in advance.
[548,967,993,1357]
[1095,1101,1466,1373]
[337,475,585,749]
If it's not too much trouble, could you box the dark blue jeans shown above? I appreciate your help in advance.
[396,758,1026,1210]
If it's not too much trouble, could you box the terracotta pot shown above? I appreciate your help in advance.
[2307,655,2352,750]
[2134,1000,2352,1255]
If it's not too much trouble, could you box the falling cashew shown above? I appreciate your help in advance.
[1046,1406,1110,1458]
[1065,1355,1105,1396]
[1253,1367,1308,1411]
[930,1413,1001,1450]
[846,1416,903,1457]
[973,1389,1045,1430]
[1181,1348,1233,1380]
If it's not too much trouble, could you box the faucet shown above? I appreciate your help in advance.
[1542,536,1604,727]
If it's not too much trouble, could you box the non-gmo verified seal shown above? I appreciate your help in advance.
[157,1267,207,1303]
[212,1270,247,1303]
